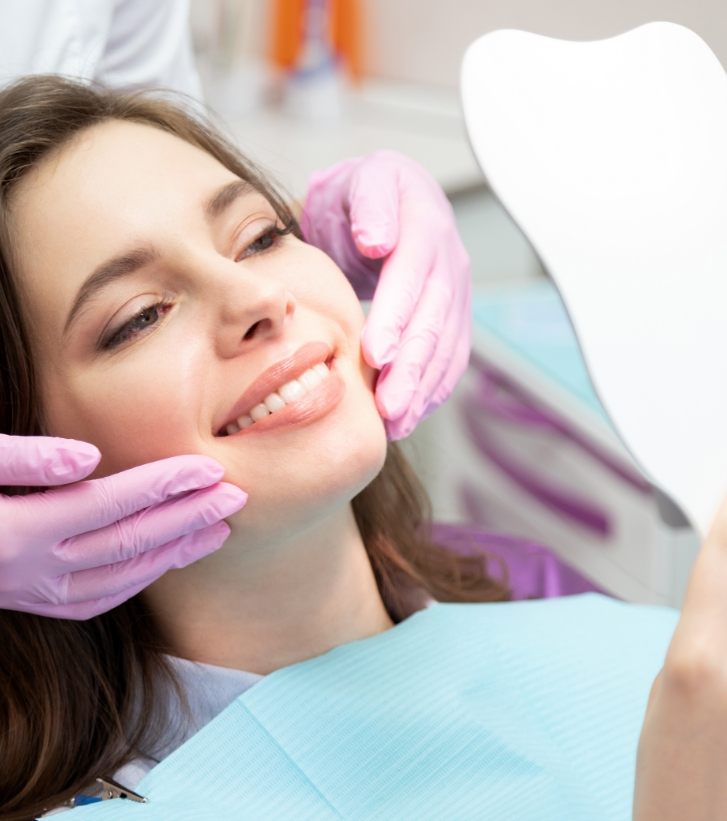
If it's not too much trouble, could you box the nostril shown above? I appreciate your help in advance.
[243,318,275,341]
[243,321,261,341]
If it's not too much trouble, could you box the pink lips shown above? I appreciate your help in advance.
[214,341,335,436]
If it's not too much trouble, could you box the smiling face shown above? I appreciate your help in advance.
[8,120,387,536]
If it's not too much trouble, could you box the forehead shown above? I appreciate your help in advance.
[13,119,232,234]
[10,120,238,312]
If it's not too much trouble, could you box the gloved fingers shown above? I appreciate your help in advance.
[348,157,400,259]
[371,257,453,421]
[59,482,246,571]
[10,454,227,544]
[408,274,470,429]
[360,222,434,368]
[300,156,361,244]
[60,521,231,612]
[381,270,471,441]
[0,434,100,487]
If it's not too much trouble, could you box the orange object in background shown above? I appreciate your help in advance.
[269,0,362,81]
[330,0,362,79]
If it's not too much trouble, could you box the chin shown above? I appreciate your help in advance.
[224,416,387,530]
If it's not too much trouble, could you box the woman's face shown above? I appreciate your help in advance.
[9,120,387,535]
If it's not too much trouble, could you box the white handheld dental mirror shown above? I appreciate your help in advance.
[461,21,727,538]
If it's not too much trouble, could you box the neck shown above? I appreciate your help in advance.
[141,504,395,675]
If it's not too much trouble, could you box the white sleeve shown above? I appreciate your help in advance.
[96,0,204,102]
[0,0,203,103]
[0,0,114,86]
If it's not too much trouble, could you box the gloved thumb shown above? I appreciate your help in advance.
[0,434,101,487]
[348,154,401,259]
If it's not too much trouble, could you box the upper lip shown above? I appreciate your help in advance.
[213,340,333,435]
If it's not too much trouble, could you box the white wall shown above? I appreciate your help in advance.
[362,0,727,88]
[190,2,727,89]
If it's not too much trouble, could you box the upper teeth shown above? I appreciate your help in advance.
[224,361,330,435]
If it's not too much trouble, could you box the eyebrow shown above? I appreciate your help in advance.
[62,179,256,339]
[205,178,255,220]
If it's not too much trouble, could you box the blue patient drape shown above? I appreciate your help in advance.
[70,594,678,820]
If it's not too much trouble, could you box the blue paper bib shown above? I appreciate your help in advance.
[70,594,677,820]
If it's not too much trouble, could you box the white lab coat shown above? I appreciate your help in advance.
[0,0,202,99]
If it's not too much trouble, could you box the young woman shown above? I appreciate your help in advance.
[0,75,507,818]
[0,76,721,821]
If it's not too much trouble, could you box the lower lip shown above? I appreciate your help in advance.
[224,358,345,437]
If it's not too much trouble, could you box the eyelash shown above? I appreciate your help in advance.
[100,222,294,350]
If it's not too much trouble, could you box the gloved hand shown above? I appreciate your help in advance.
[0,434,246,620]
[301,149,471,440]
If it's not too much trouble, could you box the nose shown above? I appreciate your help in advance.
[214,271,296,358]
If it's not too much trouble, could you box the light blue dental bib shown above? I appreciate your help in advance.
[71,595,677,820]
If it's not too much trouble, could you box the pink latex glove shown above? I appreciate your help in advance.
[0,434,246,619]
[301,149,471,440]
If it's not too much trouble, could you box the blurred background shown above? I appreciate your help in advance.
[189,0,727,288]
[188,1,723,607]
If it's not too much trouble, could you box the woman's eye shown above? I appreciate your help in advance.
[237,223,292,261]
[97,221,295,352]
[101,302,172,350]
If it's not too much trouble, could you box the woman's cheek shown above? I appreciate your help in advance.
[87,412,197,477]
[70,366,203,477]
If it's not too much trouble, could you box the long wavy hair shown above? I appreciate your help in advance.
[0,75,510,820]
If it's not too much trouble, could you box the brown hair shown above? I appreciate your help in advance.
[0,75,509,820]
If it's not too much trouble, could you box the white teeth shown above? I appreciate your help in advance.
[221,359,331,434]
[249,403,271,422]
[278,379,305,403]
[298,368,323,390]
[263,392,286,412]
